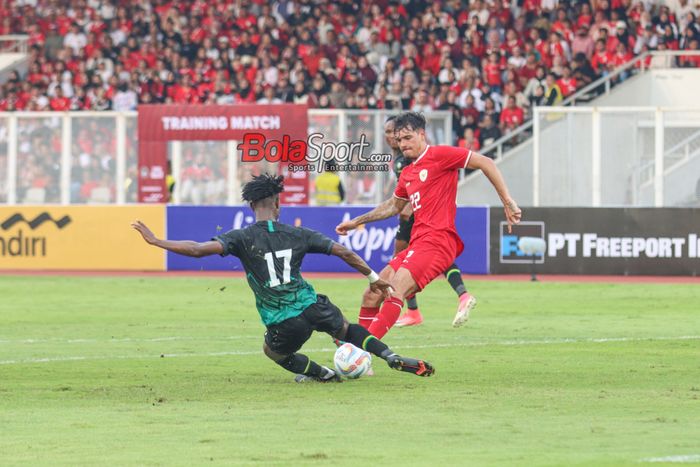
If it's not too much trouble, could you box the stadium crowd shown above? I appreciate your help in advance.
[1,0,699,204]
[2,0,700,147]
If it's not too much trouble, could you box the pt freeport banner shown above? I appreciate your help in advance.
[0,206,166,270]
[166,206,489,274]
[490,207,700,275]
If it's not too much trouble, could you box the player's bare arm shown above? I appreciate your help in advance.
[131,220,224,257]
[399,202,413,221]
[335,196,408,235]
[466,153,523,232]
[329,243,392,297]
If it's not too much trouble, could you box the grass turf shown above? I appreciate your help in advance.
[1,275,699,466]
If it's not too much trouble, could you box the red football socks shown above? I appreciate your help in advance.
[368,296,404,339]
[358,306,379,330]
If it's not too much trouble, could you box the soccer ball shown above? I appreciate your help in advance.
[333,343,372,379]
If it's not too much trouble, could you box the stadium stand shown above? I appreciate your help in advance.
[1,0,698,144]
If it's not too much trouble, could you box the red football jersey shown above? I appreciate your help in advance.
[393,145,471,249]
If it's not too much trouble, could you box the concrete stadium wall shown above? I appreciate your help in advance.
[587,69,700,108]
[0,53,28,83]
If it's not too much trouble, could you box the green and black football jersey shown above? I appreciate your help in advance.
[213,220,334,326]
[393,150,412,179]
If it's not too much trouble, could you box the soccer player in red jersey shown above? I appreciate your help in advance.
[385,116,473,328]
[336,112,522,339]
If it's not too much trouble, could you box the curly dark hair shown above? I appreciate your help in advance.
[393,111,427,132]
[241,173,284,203]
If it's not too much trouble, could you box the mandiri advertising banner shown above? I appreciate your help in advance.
[167,206,489,274]
[0,206,165,270]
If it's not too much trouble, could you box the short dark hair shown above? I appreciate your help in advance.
[393,112,426,132]
[241,173,284,203]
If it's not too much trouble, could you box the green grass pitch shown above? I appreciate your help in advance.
[1,275,699,466]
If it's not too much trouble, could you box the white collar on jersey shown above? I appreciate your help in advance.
[415,144,430,164]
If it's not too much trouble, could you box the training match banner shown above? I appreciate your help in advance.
[490,207,700,275]
[0,206,165,270]
[166,206,489,274]
[138,104,309,204]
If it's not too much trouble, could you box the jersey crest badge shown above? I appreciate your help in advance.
[419,169,428,182]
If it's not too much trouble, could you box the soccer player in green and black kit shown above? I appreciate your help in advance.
[132,174,434,381]
[383,116,476,328]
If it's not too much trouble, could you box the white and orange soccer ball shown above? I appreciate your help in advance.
[333,343,372,379]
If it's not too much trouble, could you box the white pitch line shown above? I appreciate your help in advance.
[0,336,262,344]
[0,335,698,366]
[641,454,700,463]
[0,334,420,345]
[1,334,699,346]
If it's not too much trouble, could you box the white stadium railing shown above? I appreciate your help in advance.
[0,110,452,205]
[0,35,29,54]
[532,106,700,207]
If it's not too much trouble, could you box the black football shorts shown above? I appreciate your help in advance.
[395,214,415,243]
[264,294,345,355]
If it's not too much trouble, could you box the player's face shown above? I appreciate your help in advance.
[384,122,399,149]
[394,127,426,159]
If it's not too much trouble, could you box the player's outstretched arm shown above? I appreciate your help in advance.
[335,196,408,235]
[131,220,224,257]
[329,243,391,297]
[466,153,522,233]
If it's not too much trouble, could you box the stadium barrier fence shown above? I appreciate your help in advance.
[0,109,453,206]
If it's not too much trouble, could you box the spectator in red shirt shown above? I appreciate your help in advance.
[611,43,634,79]
[483,52,504,92]
[0,92,18,111]
[49,87,71,111]
[502,28,523,56]
[0,17,11,35]
[556,65,578,96]
[422,43,442,76]
[551,9,569,37]
[530,28,550,66]
[517,52,539,87]
[577,3,593,31]
[548,31,571,65]
[591,39,612,74]
[611,42,633,68]
[27,24,45,47]
[471,31,487,59]
[236,5,257,31]
[173,75,198,104]
[499,96,525,132]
